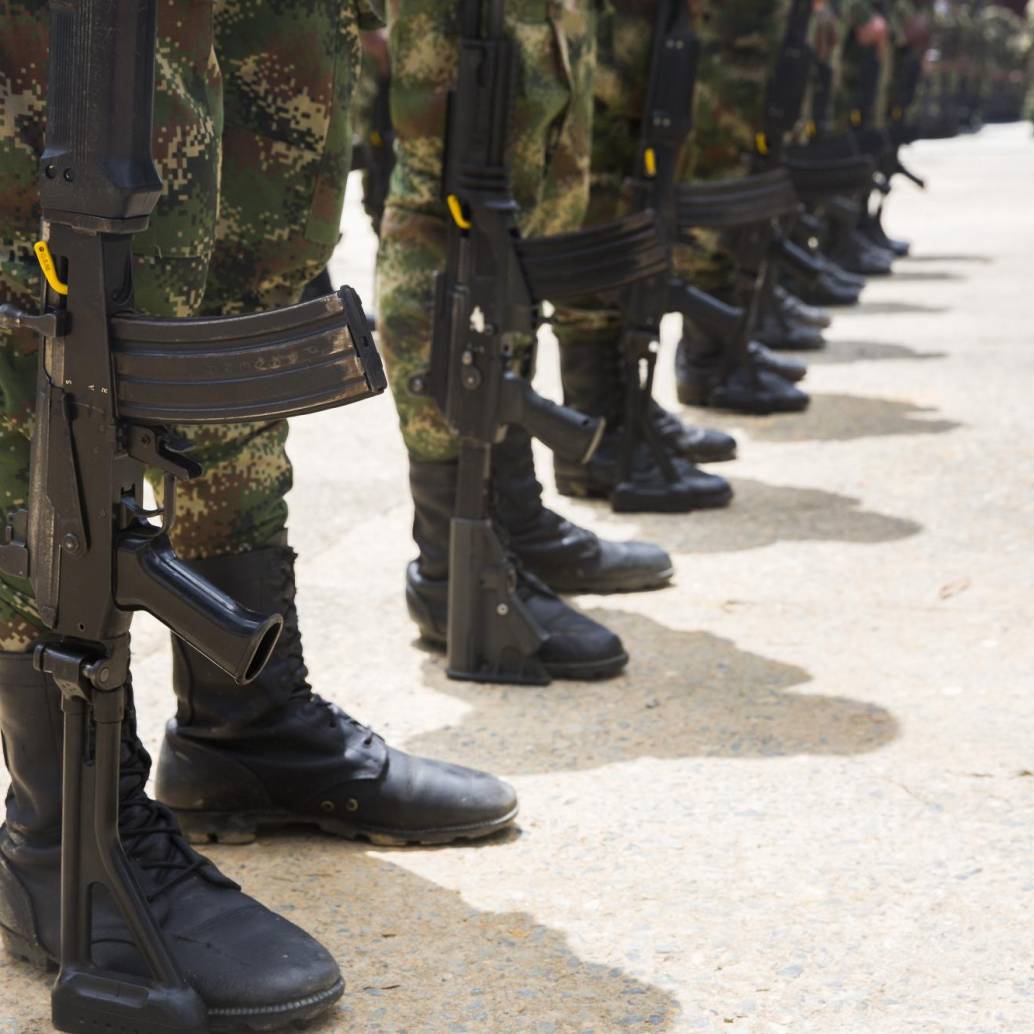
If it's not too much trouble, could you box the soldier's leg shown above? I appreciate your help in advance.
[0,3,345,1025]
[550,3,737,510]
[378,0,668,680]
[673,0,812,413]
[113,0,519,847]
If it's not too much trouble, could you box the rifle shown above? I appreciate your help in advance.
[0,1,385,1029]
[761,0,815,163]
[428,0,667,682]
[606,0,704,508]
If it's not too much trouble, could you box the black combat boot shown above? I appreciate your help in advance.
[788,247,866,306]
[493,426,674,593]
[155,542,518,846]
[406,459,629,679]
[674,322,810,415]
[773,285,833,329]
[0,651,343,1030]
[858,207,910,257]
[648,402,737,463]
[554,338,733,512]
[826,219,895,277]
[754,288,827,351]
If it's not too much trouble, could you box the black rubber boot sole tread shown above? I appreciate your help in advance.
[173,804,519,848]
[538,563,675,595]
[676,382,809,415]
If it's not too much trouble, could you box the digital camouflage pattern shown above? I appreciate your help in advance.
[0,0,375,648]
[553,0,789,362]
[375,0,597,462]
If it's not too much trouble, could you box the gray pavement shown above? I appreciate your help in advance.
[2,123,1033,1033]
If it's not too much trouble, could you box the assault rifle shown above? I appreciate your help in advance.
[428,0,666,682]
[0,1,385,1030]
[761,0,814,163]
[672,0,822,386]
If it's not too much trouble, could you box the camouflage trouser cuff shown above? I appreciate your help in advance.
[551,303,623,352]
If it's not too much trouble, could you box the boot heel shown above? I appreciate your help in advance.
[1,923,54,971]
[173,810,258,845]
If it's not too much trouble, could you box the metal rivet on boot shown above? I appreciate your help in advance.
[320,800,335,813]
[345,798,359,813]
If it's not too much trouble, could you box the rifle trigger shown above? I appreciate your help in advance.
[127,426,203,480]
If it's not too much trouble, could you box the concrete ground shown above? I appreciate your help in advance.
[2,123,1033,1033]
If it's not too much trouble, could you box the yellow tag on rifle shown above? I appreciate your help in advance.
[34,241,68,296]
[644,148,657,177]
[446,194,472,230]
[755,132,769,156]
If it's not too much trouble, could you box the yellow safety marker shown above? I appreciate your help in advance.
[34,241,68,296]
[805,120,817,139]
[447,194,472,230]
[850,110,862,126]
[643,147,657,177]
[755,132,769,156]
[369,129,383,147]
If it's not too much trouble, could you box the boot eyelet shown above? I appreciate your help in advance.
[345,798,359,813]
[320,800,335,813]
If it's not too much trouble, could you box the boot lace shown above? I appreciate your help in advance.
[273,549,377,749]
[117,698,227,902]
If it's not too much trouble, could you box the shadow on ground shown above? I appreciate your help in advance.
[209,839,681,1033]
[408,614,898,775]
[0,839,681,1032]
[805,340,947,364]
[904,253,992,264]
[849,300,950,316]
[882,270,964,283]
[606,477,921,554]
[691,392,960,443]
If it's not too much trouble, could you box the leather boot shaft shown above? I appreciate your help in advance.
[558,335,624,424]
[0,651,63,851]
[171,538,310,731]
[408,458,459,581]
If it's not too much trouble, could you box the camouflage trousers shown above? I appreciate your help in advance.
[552,0,785,359]
[0,0,363,648]
[375,0,597,462]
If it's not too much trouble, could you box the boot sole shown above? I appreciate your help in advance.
[1,924,343,1031]
[682,448,737,465]
[417,627,629,683]
[173,803,519,848]
[676,383,809,416]
[554,475,732,514]
[539,565,675,595]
